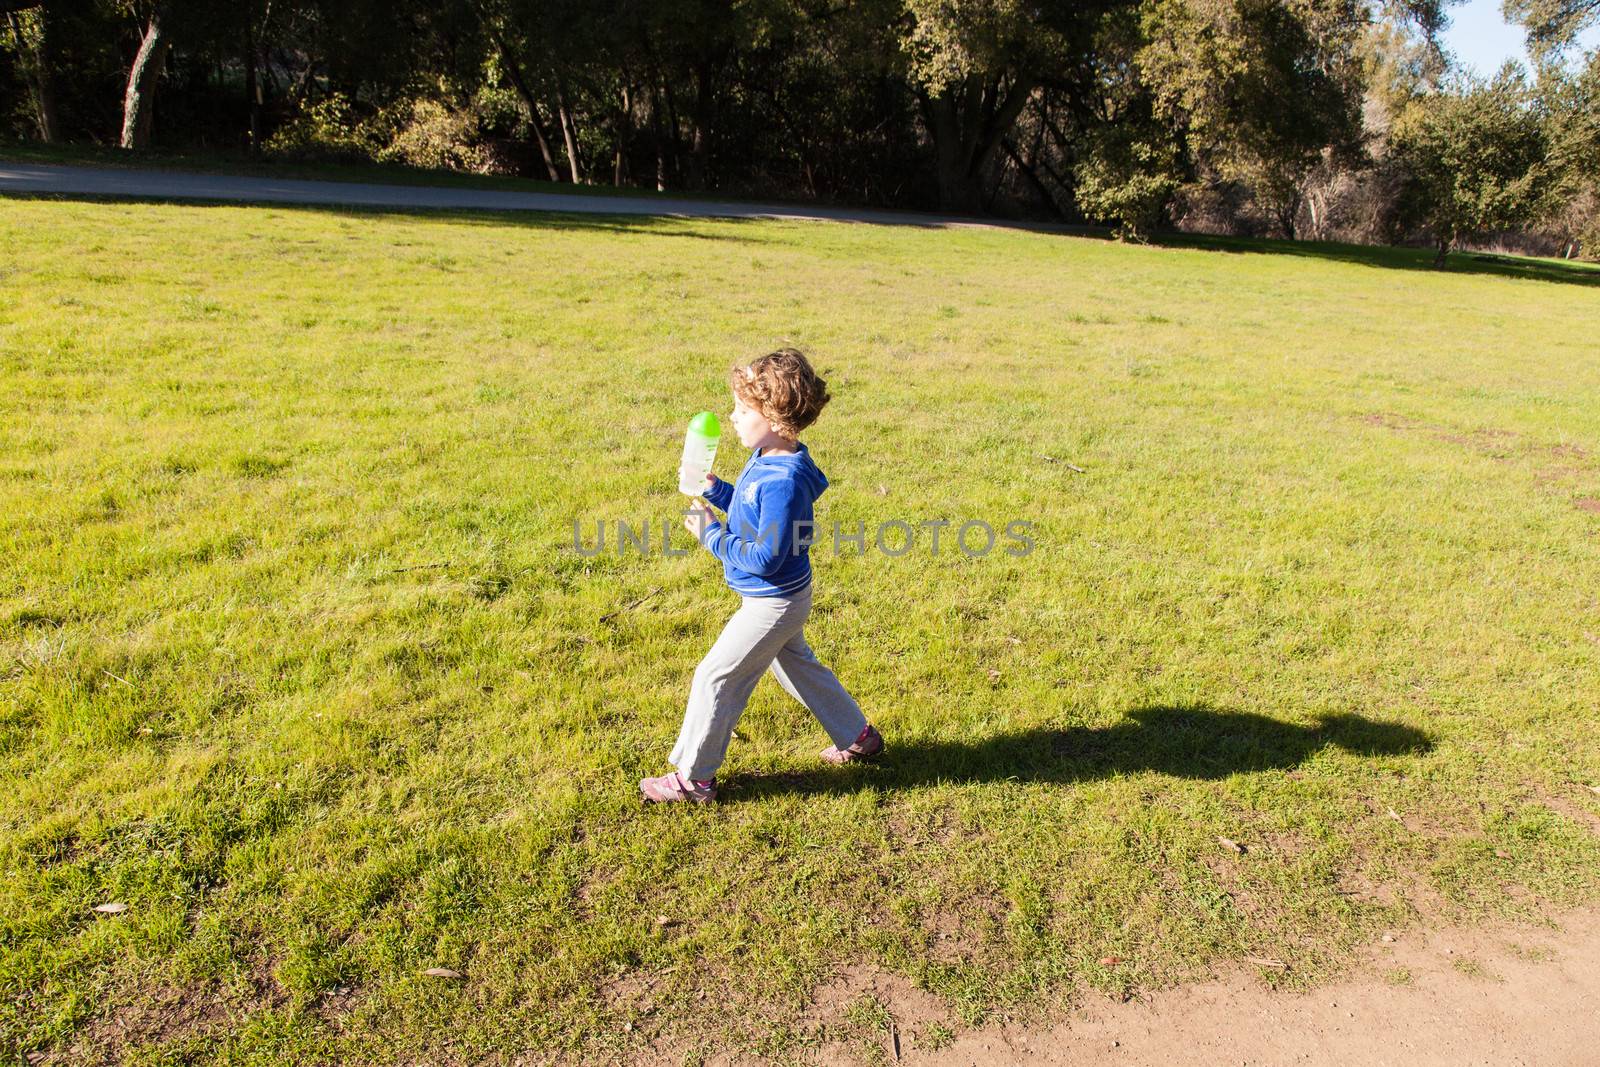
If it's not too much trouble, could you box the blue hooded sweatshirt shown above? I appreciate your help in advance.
[698,442,828,597]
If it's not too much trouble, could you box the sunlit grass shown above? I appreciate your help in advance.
[2,196,1598,1063]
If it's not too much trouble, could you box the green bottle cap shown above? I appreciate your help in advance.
[688,411,721,439]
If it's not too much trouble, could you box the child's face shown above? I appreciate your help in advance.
[730,391,774,448]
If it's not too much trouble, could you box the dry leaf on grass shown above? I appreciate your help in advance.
[423,968,462,979]
[1099,956,1125,967]
[93,902,129,914]
[1244,956,1288,970]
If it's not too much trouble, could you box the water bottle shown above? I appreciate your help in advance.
[678,411,721,495]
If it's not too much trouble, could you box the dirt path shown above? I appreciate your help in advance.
[867,908,1599,1066]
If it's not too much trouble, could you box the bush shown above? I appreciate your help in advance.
[263,93,379,163]
[1073,126,1181,241]
[1388,73,1549,264]
[263,88,515,175]
[377,98,495,173]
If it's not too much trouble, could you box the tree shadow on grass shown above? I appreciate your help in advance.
[721,704,1433,801]
[1157,232,1600,288]
[18,170,1587,285]
[0,189,789,245]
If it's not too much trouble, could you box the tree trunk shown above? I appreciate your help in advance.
[287,55,313,105]
[647,80,667,190]
[7,9,61,142]
[686,60,715,189]
[923,77,1036,213]
[613,84,630,186]
[243,6,261,152]
[555,76,582,183]
[1027,115,1074,197]
[528,104,561,182]
[39,78,58,144]
[480,19,562,182]
[1432,236,1451,269]
[513,82,562,182]
[121,9,172,150]
[923,91,972,212]
[35,8,60,142]
[767,94,815,198]
[662,75,683,185]
[1000,137,1066,220]
[1279,189,1301,240]
[984,145,1011,212]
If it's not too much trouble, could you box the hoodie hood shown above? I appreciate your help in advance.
[751,441,828,499]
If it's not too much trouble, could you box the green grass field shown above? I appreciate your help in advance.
[3,194,1599,1065]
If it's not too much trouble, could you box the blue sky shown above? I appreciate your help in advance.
[1439,0,1600,75]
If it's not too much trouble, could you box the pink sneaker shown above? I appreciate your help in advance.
[640,770,717,804]
[821,723,884,765]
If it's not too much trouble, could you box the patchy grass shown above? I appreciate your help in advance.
[2,196,1599,1064]
[1449,956,1498,981]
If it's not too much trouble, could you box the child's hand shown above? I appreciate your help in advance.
[683,502,714,540]
[680,465,718,495]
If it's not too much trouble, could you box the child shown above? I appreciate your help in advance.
[640,348,884,804]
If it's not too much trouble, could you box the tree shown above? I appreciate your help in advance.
[1072,116,1182,238]
[0,0,1576,251]
[1505,0,1600,61]
[899,0,1122,212]
[119,2,169,149]
[2,1,61,141]
[115,0,232,151]
[1389,69,1551,266]
[1137,0,1379,238]
[1538,49,1600,256]
[469,0,625,184]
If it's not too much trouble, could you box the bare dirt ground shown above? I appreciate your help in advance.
[790,907,1600,1067]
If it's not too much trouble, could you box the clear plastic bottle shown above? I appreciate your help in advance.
[678,411,721,495]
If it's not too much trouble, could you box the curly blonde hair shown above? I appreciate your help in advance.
[730,347,831,438]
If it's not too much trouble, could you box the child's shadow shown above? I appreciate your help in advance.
[723,704,1432,799]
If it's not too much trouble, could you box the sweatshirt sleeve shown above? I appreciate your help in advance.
[699,479,798,576]
[703,474,735,513]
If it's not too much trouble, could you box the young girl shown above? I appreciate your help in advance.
[641,348,883,803]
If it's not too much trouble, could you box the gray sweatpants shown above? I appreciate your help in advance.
[671,582,867,781]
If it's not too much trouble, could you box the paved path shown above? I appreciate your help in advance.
[0,162,1069,232]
